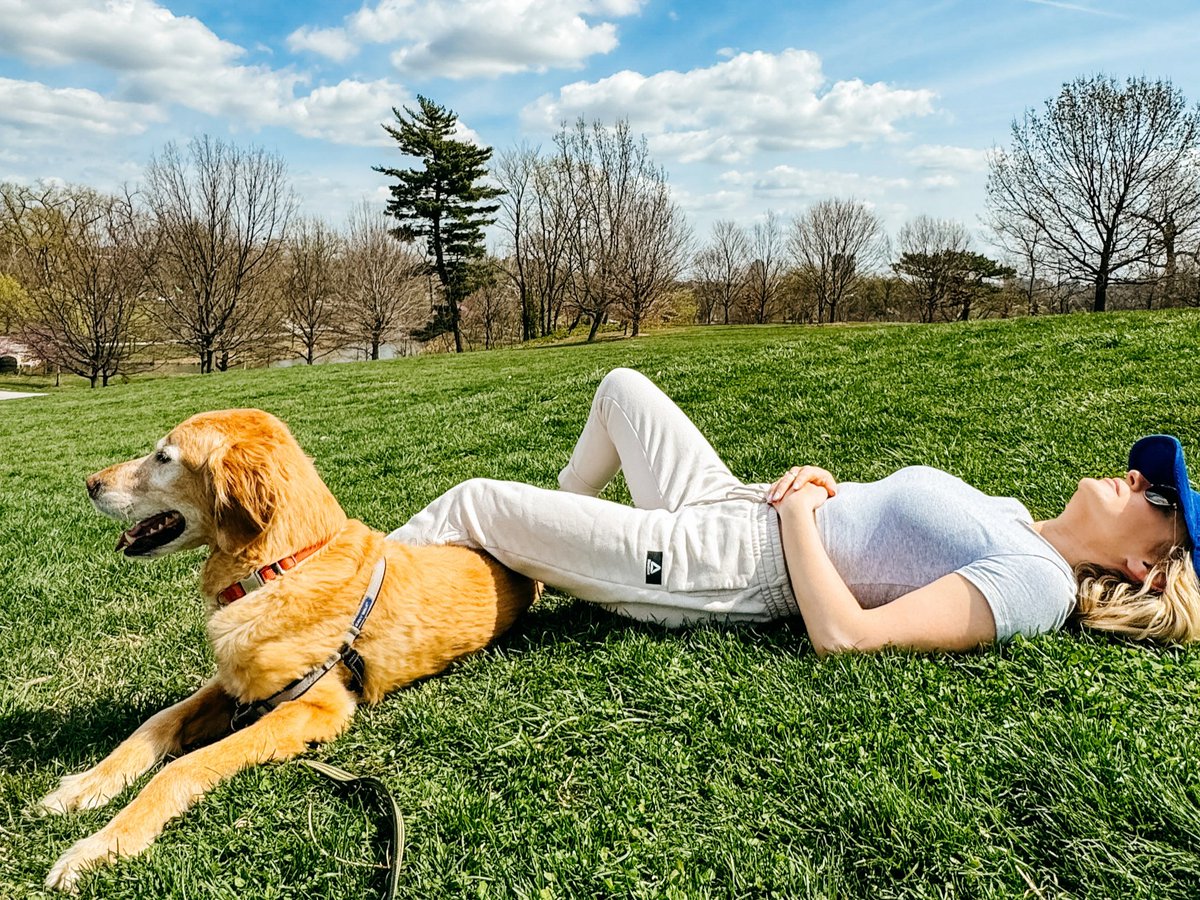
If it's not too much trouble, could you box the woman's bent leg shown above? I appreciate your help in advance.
[559,368,742,511]
[387,478,775,626]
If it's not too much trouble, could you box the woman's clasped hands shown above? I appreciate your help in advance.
[765,465,838,514]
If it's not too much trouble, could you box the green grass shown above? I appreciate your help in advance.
[4,312,1200,899]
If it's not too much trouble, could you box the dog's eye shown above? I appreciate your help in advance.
[155,450,171,464]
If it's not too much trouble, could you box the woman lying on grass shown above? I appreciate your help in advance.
[390,368,1200,653]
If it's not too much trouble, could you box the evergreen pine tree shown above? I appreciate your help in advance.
[374,96,503,352]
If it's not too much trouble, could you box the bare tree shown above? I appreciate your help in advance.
[527,155,578,335]
[555,119,675,342]
[282,216,342,364]
[0,210,27,334]
[1134,164,1200,308]
[745,210,786,323]
[136,136,294,373]
[339,202,425,360]
[987,204,1049,316]
[494,145,539,340]
[494,145,577,339]
[460,260,522,350]
[613,180,691,336]
[790,198,886,324]
[987,75,1200,312]
[693,220,750,325]
[1,184,147,386]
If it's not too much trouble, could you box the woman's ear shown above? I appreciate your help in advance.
[207,440,279,551]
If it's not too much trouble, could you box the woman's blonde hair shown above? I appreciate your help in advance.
[1074,546,1200,643]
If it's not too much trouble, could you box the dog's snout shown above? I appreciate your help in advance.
[86,474,104,499]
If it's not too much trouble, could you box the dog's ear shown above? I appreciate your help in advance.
[207,439,280,550]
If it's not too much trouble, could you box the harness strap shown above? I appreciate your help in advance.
[231,557,387,731]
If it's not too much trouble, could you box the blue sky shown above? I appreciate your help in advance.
[2,0,1198,246]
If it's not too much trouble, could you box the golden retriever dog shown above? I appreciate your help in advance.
[40,409,535,891]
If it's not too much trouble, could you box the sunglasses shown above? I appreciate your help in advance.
[1146,483,1181,511]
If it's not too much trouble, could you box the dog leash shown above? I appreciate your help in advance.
[228,558,403,897]
[301,758,404,900]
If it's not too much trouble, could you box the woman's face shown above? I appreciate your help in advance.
[1066,469,1179,582]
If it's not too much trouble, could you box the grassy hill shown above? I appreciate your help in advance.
[3,311,1200,899]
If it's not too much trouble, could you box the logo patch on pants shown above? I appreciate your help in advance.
[645,550,663,585]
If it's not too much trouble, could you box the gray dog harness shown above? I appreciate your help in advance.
[231,557,387,731]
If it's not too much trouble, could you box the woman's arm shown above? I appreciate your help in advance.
[775,484,997,655]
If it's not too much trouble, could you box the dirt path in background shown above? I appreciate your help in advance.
[0,391,45,400]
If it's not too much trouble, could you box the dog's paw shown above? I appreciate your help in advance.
[37,771,122,815]
[45,832,120,893]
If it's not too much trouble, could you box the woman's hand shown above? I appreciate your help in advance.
[766,466,837,509]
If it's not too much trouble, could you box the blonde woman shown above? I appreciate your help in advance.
[390,368,1199,652]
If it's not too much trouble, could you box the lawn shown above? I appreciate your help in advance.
[3,311,1200,899]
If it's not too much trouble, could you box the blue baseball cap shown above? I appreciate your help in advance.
[1129,435,1200,576]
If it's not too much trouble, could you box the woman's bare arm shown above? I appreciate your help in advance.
[775,483,997,655]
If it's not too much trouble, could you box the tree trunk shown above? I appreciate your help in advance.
[446,282,464,353]
[521,288,536,342]
[1094,271,1109,312]
[587,313,602,342]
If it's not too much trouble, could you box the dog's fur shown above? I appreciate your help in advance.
[40,409,535,891]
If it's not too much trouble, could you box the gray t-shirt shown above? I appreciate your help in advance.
[814,466,1076,641]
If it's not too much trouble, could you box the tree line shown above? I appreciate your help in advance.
[2,74,1198,385]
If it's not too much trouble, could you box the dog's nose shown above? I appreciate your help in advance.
[86,475,103,499]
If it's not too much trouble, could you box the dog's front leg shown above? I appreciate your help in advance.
[38,678,235,816]
[45,679,356,892]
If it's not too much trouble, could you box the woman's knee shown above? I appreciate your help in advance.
[597,367,653,405]
[452,477,499,502]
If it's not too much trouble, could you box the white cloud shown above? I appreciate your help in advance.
[0,78,163,140]
[280,79,413,146]
[287,25,359,63]
[669,186,749,216]
[721,165,911,199]
[904,144,990,173]
[0,0,415,147]
[0,0,243,71]
[920,174,960,190]
[521,49,937,163]
[287,0,646,78]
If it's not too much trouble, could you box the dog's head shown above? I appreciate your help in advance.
[87,409,330,558]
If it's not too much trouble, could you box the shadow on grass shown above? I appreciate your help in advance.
[522,332,632,350]
[509,593,813,654]
[5,598,812,774]
[1,698,165,770]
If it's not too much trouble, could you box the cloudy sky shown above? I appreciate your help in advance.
[2,0,1198,245]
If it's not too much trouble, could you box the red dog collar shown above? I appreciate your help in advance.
[218,541,328,605]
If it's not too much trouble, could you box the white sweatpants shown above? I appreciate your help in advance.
[387,368,797,627]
